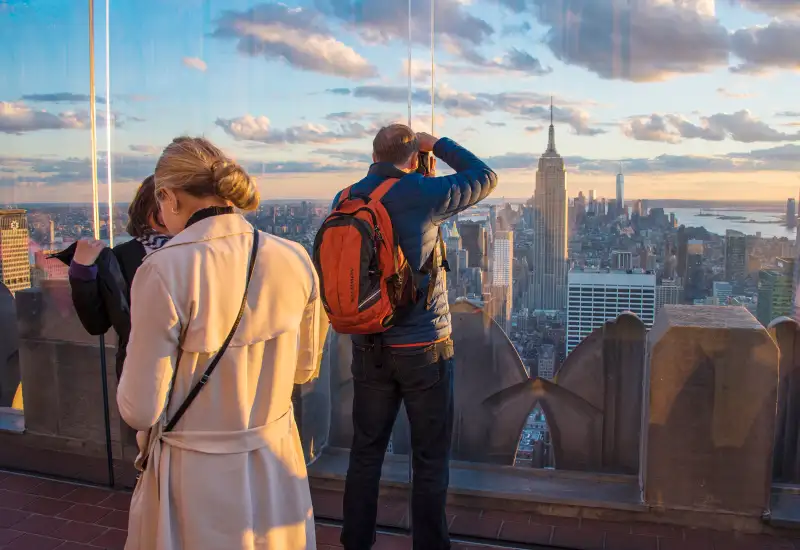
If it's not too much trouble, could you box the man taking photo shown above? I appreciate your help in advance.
[322,125,497,550]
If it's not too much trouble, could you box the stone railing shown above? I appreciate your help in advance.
[2,282,800,537]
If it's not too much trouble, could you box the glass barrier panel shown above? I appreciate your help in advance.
[107,0,411,529]
[0,0,114,483]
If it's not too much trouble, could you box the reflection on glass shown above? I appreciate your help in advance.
[0,2,100,416]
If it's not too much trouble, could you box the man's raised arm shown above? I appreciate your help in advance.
[418,134,498,221]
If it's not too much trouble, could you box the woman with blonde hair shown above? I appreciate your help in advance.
[118,136,324,550]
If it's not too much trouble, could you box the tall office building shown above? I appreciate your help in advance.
[757,257,794,326]
[491,230,514,333]
[446,222,462,254]
[0,210,31,294]
[459,222,486,270]
[687,239,704,255]
[566,269,656,354]
[615,163,624,215]
[677,226,688,281]
[713,281,734,304]
[685,253,705,302]
[537,344,556,380]
[532,100,568,311]
[656,277,682,313]
[788,198,797,229]
[488,205,497,234]
[612,250,633,271]
[725,230,747,282]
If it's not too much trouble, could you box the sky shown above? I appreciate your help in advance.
[1,0,800,204]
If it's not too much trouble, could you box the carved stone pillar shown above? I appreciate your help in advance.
[642,305,778,516]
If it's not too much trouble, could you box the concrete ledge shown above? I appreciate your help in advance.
[309,447,797,535]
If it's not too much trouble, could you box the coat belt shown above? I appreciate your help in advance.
[158,407,294,455]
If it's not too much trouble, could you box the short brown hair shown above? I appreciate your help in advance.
[126,175,160,238]
[373,124,418,165]
[154,136,260,211]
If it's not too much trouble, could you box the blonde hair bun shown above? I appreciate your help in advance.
[155,136,261,212]
[211,161,260,211]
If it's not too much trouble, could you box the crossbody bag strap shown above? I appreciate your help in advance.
[163,227,260,433]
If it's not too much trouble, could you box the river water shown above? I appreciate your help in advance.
[669,208,796,240]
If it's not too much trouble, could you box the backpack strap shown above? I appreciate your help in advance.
[425,227,450,308]
[369,178,401,201]
[336,186,352,209]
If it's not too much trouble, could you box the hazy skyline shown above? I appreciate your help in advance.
[2,0,800,204]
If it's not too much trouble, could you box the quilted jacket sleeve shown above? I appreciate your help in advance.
[422,137,498,222]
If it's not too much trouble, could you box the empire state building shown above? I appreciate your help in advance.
[532,101,568,310]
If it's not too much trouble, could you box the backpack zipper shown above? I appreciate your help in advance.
[358,287,382,309]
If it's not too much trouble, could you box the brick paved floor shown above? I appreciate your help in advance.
[0,470,797,549]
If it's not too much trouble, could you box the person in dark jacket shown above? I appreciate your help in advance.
[333,126,497,550]
[54,175,170,381]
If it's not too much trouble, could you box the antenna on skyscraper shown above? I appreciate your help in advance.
[550,96,553,126]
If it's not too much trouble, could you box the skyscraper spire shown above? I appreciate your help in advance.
[546,96,557,154]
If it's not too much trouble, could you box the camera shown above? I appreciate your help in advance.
[416,152,433,176]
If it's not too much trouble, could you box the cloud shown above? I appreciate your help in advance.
[215,114,376,144]
[445,48,552,76]
[21,93,106,104]
[624,114,682,143]
[117,94,155,102]
[212,4,377,79]
[0,152,360,188]
[484,143,800,173]
[486,121,507,127]
[730,20,800,74]
[129,144,162,154]
[516,104,606,136]
[182,57,208,72]
[777,111,800,117]
[0,102,125,133]
[245,160,356,173]
[327,86,605,134]
[0,102,84,133]
[311,149,372,164]
[716,87,756,99]
[315,0,494,63]
[738,0,800,17]
[401,59,432,84]
[493,0,730,81]
[327,88,352,95]
[503,21,533,35]
[525,126,544,133]
[624,110,800,143]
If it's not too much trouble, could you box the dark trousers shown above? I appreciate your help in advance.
[341,339,455,550]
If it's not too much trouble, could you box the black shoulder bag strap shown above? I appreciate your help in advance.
[163,227,260,433]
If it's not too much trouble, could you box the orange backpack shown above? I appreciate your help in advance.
[313,178,414,334]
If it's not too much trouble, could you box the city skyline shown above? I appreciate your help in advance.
[2,0,800,204]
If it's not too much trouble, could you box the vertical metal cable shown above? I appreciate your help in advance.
[407,0,412,127]
[89,0,115,489]
[105,0,113,247]
[88,0,100,238]
[430,0,435,134]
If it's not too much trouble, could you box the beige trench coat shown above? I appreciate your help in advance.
[118,213,326,550]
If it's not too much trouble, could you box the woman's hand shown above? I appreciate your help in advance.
[73,239,106,266]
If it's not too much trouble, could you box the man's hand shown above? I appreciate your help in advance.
[73,239,106,266]
[416,132,439,153]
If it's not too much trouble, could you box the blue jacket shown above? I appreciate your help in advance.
[332,137,497,346]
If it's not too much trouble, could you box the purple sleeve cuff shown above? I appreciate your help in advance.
[69,262,98,281]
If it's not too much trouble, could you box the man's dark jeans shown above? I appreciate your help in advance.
[341,339,455,550]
